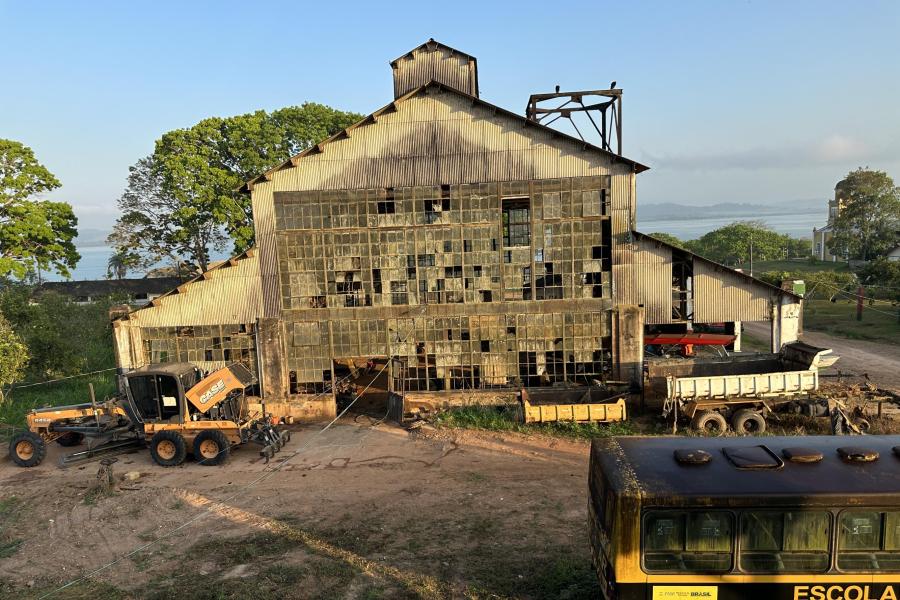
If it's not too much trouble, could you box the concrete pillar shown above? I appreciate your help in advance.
[256,317,288,400]
[771,298,802,352]
[732,321,742,353]
[613,305,644,390]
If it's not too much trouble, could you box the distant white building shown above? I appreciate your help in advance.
[888,244,900,262]
[811,182,847,261]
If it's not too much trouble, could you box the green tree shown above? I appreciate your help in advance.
[106,249,135,279]
[0,285,115,379]
[0,310,28,401]
[107,155,224,272]
[645,232,686,249]
[828,168,900,261]
[686,221,790,266]
[857,258,900,302]
[113,103,363,269]
[0,139,79,279]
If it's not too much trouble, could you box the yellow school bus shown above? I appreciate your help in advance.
[589,435,900,600]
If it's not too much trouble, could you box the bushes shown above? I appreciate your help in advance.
[857,258,900,302]
[756,269,858,300]
[0,285,116,381]
[0,311,28,401]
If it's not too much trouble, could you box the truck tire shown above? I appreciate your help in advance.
[731,409,767,435]
[193,430,230,466]
[56,432,84,447]
[691,410,728,436]
[9,431,46,467]
[150,431,187,467]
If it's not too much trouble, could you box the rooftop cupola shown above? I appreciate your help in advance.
[390,38,479,99]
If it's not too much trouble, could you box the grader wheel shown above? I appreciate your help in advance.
[192,430,230,466]
[9,431,47,468]
[149,430,187,467]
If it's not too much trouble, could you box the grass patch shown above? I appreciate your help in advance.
[432,404,641,440]
[803,298,900,345]
[0,539,22,559]
[82,485,116,506]
[0,497,24,560]
[0,372,118,428]
[189,531,298,567]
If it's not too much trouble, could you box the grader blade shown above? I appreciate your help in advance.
[60,437,145,467]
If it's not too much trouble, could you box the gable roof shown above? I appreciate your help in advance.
[113,248,257,320]
[239,81,649,193]
[634,230,802,299]
[389,38,478,68]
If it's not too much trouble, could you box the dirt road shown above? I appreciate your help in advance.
[0,420,598,599]
[743,321,900,391]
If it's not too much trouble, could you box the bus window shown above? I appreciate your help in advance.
[741,511,831,572]
[643,511,733,572]
[838,511,900,571]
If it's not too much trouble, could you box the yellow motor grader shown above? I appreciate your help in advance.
[8,363,290,468]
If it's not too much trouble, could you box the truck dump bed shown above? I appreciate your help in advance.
[656,341,836,413]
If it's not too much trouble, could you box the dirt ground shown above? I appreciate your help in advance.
[743,321,900,391]
[0,419,599,600]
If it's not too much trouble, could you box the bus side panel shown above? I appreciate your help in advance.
[612,494,645,599]
[621,582,899,600]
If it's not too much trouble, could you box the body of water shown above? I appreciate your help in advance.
[638,211,823,240]
[46,245,117,281]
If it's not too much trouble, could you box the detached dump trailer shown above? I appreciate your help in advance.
[661,341,837,434]
[520,387,628,424]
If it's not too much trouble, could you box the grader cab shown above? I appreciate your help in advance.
[8,363,289,468]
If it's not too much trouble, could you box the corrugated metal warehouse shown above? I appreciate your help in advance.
[112,39,801,418]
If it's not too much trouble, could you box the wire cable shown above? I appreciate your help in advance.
[38,360,391,599]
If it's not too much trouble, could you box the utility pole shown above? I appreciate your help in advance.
[856,286,864,322]
[749,233,754,278]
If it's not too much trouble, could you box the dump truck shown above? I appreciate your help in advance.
[656,341,839,434]
[8,363,289,468]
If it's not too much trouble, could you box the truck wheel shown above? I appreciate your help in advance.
[56,432,84,447]
[193,430,230,466]
[9,431,46,467]
[691,410,728,436]
[731,409,766,435]
[150,431,187,467]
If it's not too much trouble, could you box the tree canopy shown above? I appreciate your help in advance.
[686,221,800,266]
[110,103,362,271]
[0,310,28,399]
[827,168,900,261]
[0,139,79,279]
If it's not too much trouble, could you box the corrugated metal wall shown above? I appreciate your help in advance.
[113,251,262,369]
[251,89,635,318]
[693,260,774,322]
[613,234,673,324]
[393,45,478,98]
[126,252,262,327]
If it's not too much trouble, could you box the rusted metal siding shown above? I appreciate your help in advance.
[112,253,263,373]
[125,252,262,327]
[613,234,672,324]
[693,261,774,322]
[251,89,636,319]
[393,45,478,98]
[266,91,627,191]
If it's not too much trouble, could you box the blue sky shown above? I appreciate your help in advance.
[1,0,898,234]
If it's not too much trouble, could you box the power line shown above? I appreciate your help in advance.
[39,360,391,600]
